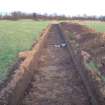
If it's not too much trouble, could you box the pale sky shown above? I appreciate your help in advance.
[0,0,105,16]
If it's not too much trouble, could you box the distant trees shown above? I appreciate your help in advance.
[99,16,105,21]
[0,11,105,21]
[71,15,98,21]
[33,13,37,20]
[11,11,25,20]
[0,11,69,20]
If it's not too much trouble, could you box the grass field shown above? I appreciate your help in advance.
[81,21,105,32]
[0,20,49,82]
[85,21,105,32]
[71,20,105,32]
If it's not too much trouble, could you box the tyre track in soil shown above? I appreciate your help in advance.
[20,24,91,105]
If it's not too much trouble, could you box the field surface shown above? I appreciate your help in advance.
[71,20,105,32]
[0,23,102,105]
[81,21,105,32]
[0,20,49,82]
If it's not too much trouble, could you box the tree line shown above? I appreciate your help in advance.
[0,11,105,21]
[0,11,69,20]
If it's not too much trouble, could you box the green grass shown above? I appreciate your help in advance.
[84,21,105,32]
[70,20,105,32]
[0,20,49,81]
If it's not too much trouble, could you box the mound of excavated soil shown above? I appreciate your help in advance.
[61,22,105,104]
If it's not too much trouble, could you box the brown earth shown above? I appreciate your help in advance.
[61,22,105,105]
[61,22,105,65]
[61,22,95,34]
[20,25,90,105]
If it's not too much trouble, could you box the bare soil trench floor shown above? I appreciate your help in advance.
[20,25,90,105]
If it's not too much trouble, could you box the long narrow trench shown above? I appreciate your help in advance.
[20,25,90,105]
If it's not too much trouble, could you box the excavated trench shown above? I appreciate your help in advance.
[0,23,101,105]
[20,25,91,105]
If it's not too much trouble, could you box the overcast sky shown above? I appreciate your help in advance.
[0,0,104,16]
